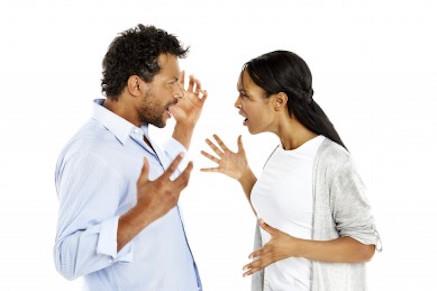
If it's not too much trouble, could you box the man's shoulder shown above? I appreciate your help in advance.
[58,119,117,163]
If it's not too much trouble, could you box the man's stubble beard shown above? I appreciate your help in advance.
[138,91,166,128]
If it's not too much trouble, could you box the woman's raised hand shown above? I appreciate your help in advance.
[200,134,249,180]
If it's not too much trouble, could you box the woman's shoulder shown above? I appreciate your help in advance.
[316,137,353,171]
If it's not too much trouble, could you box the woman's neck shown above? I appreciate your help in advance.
[275,115,318,150]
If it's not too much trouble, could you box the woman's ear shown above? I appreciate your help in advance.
[272,92,288,111]
[127,75,147,97]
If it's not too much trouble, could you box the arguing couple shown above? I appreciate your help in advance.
[54,24,380,291]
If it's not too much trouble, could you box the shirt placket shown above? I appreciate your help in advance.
[133,129,202,291]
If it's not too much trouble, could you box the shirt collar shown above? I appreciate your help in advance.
[92,99,149,145]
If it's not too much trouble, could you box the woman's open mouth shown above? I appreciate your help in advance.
[239,111,248,126]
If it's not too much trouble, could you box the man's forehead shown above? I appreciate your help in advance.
[154,54,178,81]
[158,54,178,69]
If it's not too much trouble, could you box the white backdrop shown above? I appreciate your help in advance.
[1,0,436,290]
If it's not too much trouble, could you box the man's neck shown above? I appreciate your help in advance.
[103,97,141,127]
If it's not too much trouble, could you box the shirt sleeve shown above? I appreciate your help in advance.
[330,159,382,251]
[54,152,133,281]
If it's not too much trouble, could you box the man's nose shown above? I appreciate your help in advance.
[173,82,184,99]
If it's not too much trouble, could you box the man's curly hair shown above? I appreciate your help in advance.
[101,24,189,100]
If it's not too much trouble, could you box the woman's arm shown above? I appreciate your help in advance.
[201,134,257,207]
[238,167,257,201]
[243,221,375,276]
[298,236,375,263]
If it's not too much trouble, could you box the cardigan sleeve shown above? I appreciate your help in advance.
[330,159,382,250]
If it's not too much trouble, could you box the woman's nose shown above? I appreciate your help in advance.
[234,97,242,109]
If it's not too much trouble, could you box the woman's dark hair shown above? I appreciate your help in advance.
[243,50,347,150]
[101,24,189,99]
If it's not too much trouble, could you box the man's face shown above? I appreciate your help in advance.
[137,54,183,128]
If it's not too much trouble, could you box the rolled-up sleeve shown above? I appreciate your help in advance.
[97,215,133,261]
[330,159,382,251]
[54,152,133,281]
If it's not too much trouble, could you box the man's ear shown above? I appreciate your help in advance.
[272,92,288,111]
[127,75,147,97]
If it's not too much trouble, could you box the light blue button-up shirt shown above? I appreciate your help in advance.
[54,99,202,291]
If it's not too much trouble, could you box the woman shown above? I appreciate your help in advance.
[200,50,380,291]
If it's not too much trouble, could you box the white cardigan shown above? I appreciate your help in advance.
[251,138,381,291]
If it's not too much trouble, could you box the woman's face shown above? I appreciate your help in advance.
[234,70,276,134]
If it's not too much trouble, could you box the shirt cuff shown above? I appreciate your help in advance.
[97,216,134,263]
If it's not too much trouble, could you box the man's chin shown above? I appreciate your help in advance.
[142,112,168,128]
[142,117,166,129]
[150,121,166,128]
[153,117,167,128]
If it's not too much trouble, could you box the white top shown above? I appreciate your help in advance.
[251,135,325,291]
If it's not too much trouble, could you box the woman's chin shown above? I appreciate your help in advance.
[247,125,257,134]
[247,125,266,135]
[243,120,263,134]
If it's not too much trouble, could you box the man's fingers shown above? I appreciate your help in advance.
[187,75,195,92]
[200,90,208,103]
[205,138,224,157]
[178,70,185,87]
[194,78,202,95]
[161,153,184,180]
[200,150,220,164]
[213,134,230,152]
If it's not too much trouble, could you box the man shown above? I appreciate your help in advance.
[54,24,207,290]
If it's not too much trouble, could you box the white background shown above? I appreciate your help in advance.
[1,0,436,290]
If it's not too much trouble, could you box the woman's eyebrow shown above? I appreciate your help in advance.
[237,84,247,93]
[238,89,248,95]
